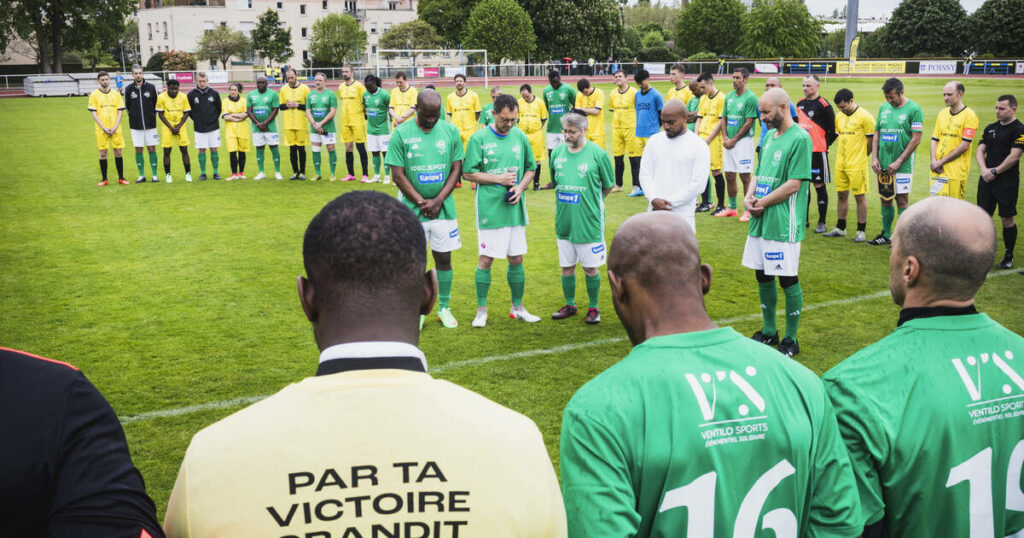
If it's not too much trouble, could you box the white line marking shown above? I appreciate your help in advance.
[118,270,1020,424]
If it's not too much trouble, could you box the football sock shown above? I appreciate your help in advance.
[585,273,600,309]
[297,147,306,174]
[857,221,866,232]
[507,263,525,308]
[372,153,381,176]
[815,184,828,224]
[229,152,239,174]
[629,157,641,188]
[356,143,368,176]
[1005,225,1017,258]
[534,164,542,188]
[148,150,158,176]
[714,174,726,207]
[614,155,624,187]
[198,152,207,174]
[256,147,265,173]
[210,150,219,173]
[702,175,712,205]
[289,146,297,172]
[783,281,803,340]
[238,152,246,173]
[836,218,847,231]
[561,275,576,306]
[312,150,322,175]
[183,160,190,174]
[99,159,108,181]
[328,150,337,175]
[135,153,146,176]
[346,151,355,176]
[436,269,453,309]
[758,280,778,336]
[474,267,491,308]
[114,156,123,179]
[897,206,907,217]
[164,156,171,174]
[881,205,895,237]
[729,196,737,210]
[270,146,281,171]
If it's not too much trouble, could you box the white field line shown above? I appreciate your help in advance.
[119,270,1020,424]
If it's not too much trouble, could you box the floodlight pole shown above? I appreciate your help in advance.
[843,0,859,57]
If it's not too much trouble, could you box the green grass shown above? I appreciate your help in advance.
[2,76,1023,518]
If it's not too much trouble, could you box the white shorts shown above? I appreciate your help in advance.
[252,130,280,146]
[422,219,461,253]
[895,173,912,194]
[546,133,565,150]
[194,130,222,149]
[310,132,336,146]
[557,239,607,268]
[478,226,527,259]
[741,236,801,277]
[130,128,159,148]
[367,134,390,152]
[724,137,755,173]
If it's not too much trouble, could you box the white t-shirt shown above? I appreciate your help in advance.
[639,130,711,233]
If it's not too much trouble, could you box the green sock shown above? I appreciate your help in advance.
[585,273,601,309]
[135,153,146,176]
[372,154,381,176]
[211,150,219,173]
[561,275,576,306]
[198,152,207,174]
[256,147,265,173]
[148,150,158,176]
[270,146,281,171]
[507,263,525,307]
[881,205,895,238]
[475,267,491,308]
[436,269,453,309]
[729,196,737,209]
[783,282,803,340]
[758,280,778,336]
[329,150,337,175]
[312,151,322,175]
[897,206,907,217]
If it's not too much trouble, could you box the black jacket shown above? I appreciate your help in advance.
[797,96,838,148]
[187,86,222,133]
[124,81,158,131]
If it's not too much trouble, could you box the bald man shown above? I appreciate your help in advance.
[757,78,799,154]
[743,87,812,357]
[797,74,837,232]
[560,212,862,538]
[823,197,1024,538]
[929,81,979,199]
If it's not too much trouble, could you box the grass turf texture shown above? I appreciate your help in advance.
[2,76,1023,517]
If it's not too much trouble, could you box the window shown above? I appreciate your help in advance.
[301,27,307,37]
[239,21,255,36]
[370,22,377,33]
[221,21,227,27]
[383,22,391,32]
[276,0,282,8]
[371,45,377,54]
[150,46,154,55]
[303,50,309,60]
[344,0,356,10]
[300,4,306,14]
[204,21,215,33]
[237,0,252,8]
[322,0,328,8]
[147,23,152,40]
[163,22,168,39]
[388,1,398,9]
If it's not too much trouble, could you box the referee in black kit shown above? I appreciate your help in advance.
[975,94,1024,272]
[0,347,164,537]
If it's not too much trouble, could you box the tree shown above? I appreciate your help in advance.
[739,0,820,58]
[858,28,890,58]
[619,26,644,56]
[968,0,1024,57]
[196,26,251,69]
[417,0,482,47]
[881,0,967,57]
[822,29,845,57]
[675,0,745,57]
[250,9,293,66]
[145,51,167,71]
[379,20,443,54]
[309,13,367,66]
[641,29,665,48]
[519,0,621,60]
[623,2,680,33]
[111,20,141,69]
[163,50,196,70]
[638,22,670,40]
[464,0,536,62]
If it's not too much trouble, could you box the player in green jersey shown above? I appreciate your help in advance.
[742,88,812,358]
[721,67,760,220]
[869,77,924,245]
[480,86,501,128]
[246,76,283,180]
[549,112,614,325]
[824,197,1024,538]
[561,211,862,538]
[385,90,465,329]
[541,70,577,189]
[362,74,391,183]
[304,73,338,181]
[463,94,541,327]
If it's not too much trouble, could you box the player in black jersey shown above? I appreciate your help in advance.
[797,75,837,232]
[975,94,1024,270]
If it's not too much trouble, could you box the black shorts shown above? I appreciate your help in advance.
[810,151,830,184]
[977,175,1019,218]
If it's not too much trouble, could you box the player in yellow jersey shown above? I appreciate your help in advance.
[824,89,876,242]
[608,70,639,193]
[155,78,192,182]
[279,68,311,180]
[336,64,369,182]
[221,82,250,180]
[930,81,979,199]
[447,73,482,148]
[87,71,127,186]
[695,73,726,212]
[389,71,418,129]
[518,83,549,190]
[665,63,693,104]
[574,78,605,149]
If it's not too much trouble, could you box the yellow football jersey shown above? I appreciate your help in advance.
[390,86,418,124]
[835,106,876,171]
[222,96,248,140]
[575,87,605,139]
[608,86,637,129]
[337,81,366,126]
[931,105,979,181]
[517,96,548,134]
[88,88,124,130]
[697,91,725,138]
[666,85,694,105]
[447,90,482,132]
[278,83,311,130]
[155,91,191,126]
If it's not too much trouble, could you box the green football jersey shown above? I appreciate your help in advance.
[550,142,614,244]
[480,102,495,126]
[876,99,924,174]
[561,327,862,538]
[384,120,465,222]
[687,95,700,131]
[363,88,390,136]
[749,125,812,242]
[824,313,1024,537]
[306,89,337,133]
[246,89,279,132]
[722,89,759,139]
[543,84,577,134]
[464,126,537,230]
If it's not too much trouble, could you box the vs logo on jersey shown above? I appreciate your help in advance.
[686,366,770,447]
[951,349,1024,425]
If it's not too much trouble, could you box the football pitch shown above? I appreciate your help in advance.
[1,76,1023,516]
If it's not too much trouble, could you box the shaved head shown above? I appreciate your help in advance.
[765,77,782,89]
[662,99,685,116]
[890,197,996,306]
[762,87,789,107]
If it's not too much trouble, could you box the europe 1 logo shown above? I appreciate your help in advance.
[685,366,770,448]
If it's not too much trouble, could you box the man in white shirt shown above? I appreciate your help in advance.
[164,191,567,538]
[639,99,711,233]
